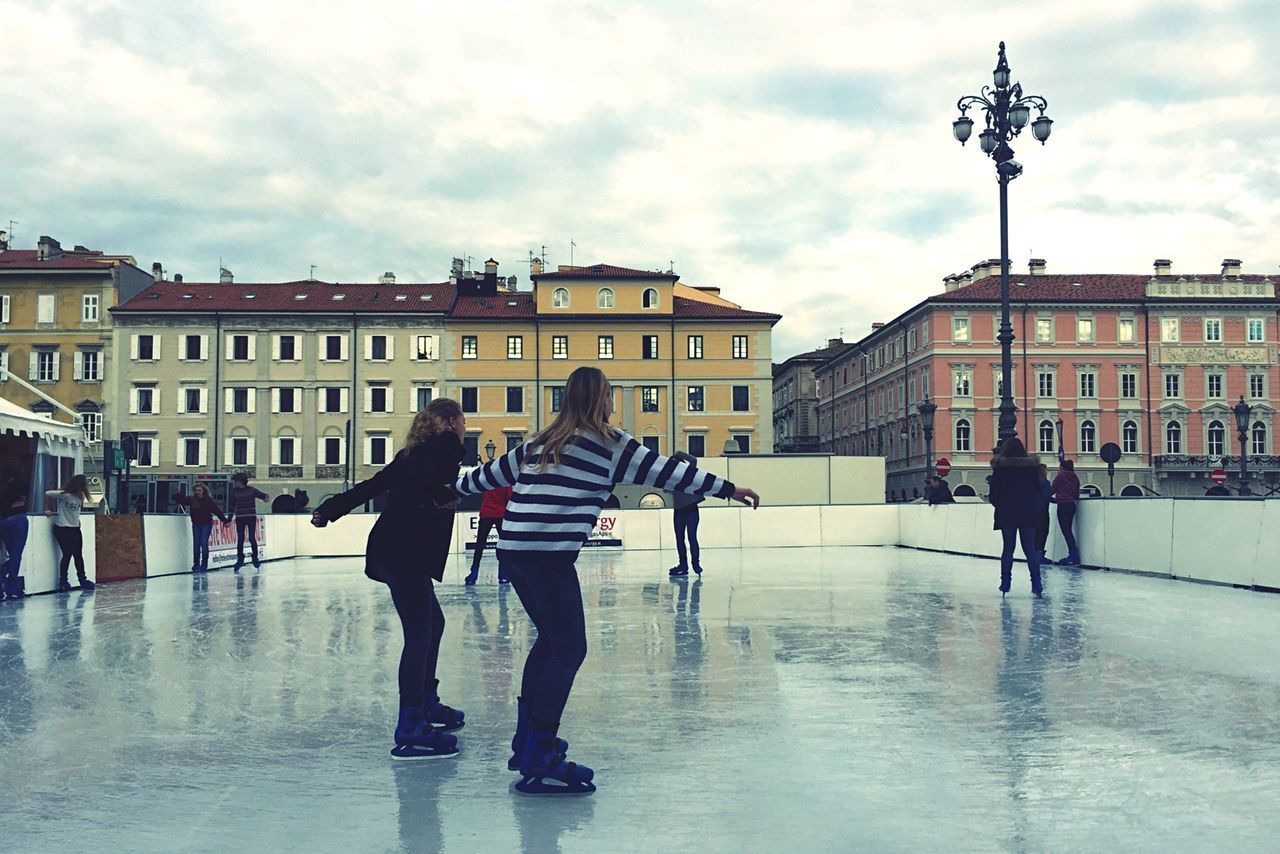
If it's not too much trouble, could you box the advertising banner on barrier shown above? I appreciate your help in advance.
[208,518,268,567]
[463,512,623,550]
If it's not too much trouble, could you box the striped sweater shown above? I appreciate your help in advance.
[454,429,735,562]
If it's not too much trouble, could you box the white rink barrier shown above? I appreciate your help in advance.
[2,515,98,595]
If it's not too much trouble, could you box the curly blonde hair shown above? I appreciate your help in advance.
[405,398,464,450]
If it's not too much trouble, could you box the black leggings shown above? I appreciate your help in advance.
[54,526,86,582]
[388,574,445,707]
[502,558,587,727]
[470,517,501,568]
[1057,503,1079,553]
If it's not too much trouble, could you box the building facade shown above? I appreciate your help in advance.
[817,259,1280,500]
[772,338,852,453]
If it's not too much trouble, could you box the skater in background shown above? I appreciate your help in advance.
[926,476,955,506]
[455,366,761,796]
[227,473,267,571]
[988,438,1042,598]
[669,450,705,577]
[465,485,512,585]
[0,463,28,601]
[1051,459,1081,565]
[1034,464,1053,565]
[175,483,230,573]
[312,398,467,760]
[45,475,94,592]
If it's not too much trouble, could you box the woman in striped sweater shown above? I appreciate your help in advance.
[455,366,760,795]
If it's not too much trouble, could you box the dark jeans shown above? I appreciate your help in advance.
[470,517,501,569]
[501,558,587,727]
[235,516,259,565]
[1056,503,1079,554]
[1001,527,1040,576]
[1035,511,1050,553]
[53,526,86,582]
[192,522,213,568]
[674,508,700,568]
[388,574,445,707]
[1,514,28,584]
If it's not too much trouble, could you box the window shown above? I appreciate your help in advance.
[184,335,202,360]
[78,350,100,382]
[1166,421,1182,454]
[639,386,660,413]
[37,294,55,323]
[1207,373,1223,399]
[368,335,388,360]
[1079,372,1096,399]
[598,336,614,359]
[0,294,8,323]
[732,385,750,412]
[1164,373,1180,399]
[955,419,971,452]
[135,387,155,414]
[1035,318,1053,342]
[323,335,346,361]
[232,334,251,361]
[1247,319,1265,342]
[642,335,659,359]
[322,436,344,465]
[414,335,438,361]
[463,436,479,464]
[82,294,99,322]
[687,336,703,359]
[1249,373,1265,399]
[953,369,971,397]
[507,435,523,453]
[1121,372,1137,399]
[415,386,434,412]
[81,412,101,443]
[322,387,347,414]
[277,436,297,465]
[462,336,478,359]
[907,329,917,352]
[920,322,929,346]
[461,387,478,413]
[921,372,929,399]
[369,386,389,413]
[230,388,251,414]
[733,335,749,359]
[136,335,155,361]
[643,288,658,309]
[1251,421,1267,455]
[552,288,570,308]
[184,388,202,413]
[1204,318,1222,342]
[688,434,706,457]
[1034,371,1054,399]
[1207,420,1225,457]
[597,288,614,309]
[733,434,751,454]
[552,335,568,359]
[551,387,564,413]
[368,436,389,466]
[1123,421,1139,454]
[277,335,297,361]
[641,435,660,454]
[1077,317,1094,342]
[277,387,298,413]
[134,437,154,467]
[1118,318,1136,343]
[1080,420,1096,453]
[183,438,202,467]
[507,336,523,359]
[952,317,970,342]
[687,386,705,412]
[1161,318,1180,342]
[506,386,523,413]
[1038,420,1056,454]
[231,437,250,466]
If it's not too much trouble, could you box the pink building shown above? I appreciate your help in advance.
[817,259,1279,499]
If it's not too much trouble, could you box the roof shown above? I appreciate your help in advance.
[671,296,780,321]
[113,281,455,313]
[774,341,857,374]
[937,273,1275,303]
[0,249,123,272]
[0,396,85,445]
[536,263,677,281]
[450,292,537,319]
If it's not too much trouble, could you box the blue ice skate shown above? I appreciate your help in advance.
[423,682,465,731]
[508,697,568,770]
[514,723,594,796]
[391,706,458,761]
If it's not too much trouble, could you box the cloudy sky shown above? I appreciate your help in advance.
[2,0,1277,358]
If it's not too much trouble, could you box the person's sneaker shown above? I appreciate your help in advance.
[693,565,704,576]
[498,575,511,584]
[233,563,243,573]
[79,578,96,591]
[668,566,689,577]
[57,581,73,593]
[464,570,479,586]
[252,560,262,569]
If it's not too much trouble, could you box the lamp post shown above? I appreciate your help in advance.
[918,396,937,475]
[953,42,1053,452]
[1233,395,1252,495]
[484,439,496,462]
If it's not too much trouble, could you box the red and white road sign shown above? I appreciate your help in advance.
[936,458,952,477]
[1210,468,1227,484]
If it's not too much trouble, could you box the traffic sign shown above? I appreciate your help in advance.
[936,458,952,477]
[1099,443,1121,464]
[1210,468,1227,485]
[112,449,126,469]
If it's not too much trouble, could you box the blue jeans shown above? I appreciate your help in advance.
[1001,527,1040,575]
[235,516,259,565]
[674,508,700,568]
[1,514,29,585]
[500,557,587,726]
[192,522,213,569]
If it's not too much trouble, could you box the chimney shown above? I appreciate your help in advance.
[956,270,973,289]
[37,235,62,261]
[531,256,544,277]
[1153,259,1172,276]
[449,257,464,284]
[871,322,886,331]
[379,271,396,285]
[0,230,9,251]
[1221,258,1242,277]
[827,337,844,348]
[152,262,163,282]
[483,258,498,291]
[219,267,233,284]
[174,273,183,283]
[1028,258,1046,276]
[505,275,518,292]
[943,274,959,292]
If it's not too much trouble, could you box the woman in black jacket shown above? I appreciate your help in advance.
[988,437,1043,598]
[312,398,467,759]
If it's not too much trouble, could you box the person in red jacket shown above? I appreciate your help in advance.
[175,483,230,572]
[465,485,512,585]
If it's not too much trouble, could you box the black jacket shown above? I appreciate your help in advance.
[989,454,1042,530]
[927,481,955,505]
[315,433,463,583]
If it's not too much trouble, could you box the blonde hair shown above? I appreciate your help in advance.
[405,398,464,451]
[532,366,615,470]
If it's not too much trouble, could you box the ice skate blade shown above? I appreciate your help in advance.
[512,778,596,797]
[391,745,458,761]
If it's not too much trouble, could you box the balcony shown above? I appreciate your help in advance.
[269,465,303,479]
[1154,455,1280,471]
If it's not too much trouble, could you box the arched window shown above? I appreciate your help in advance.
[955,418,971,452]
[1120,485,1144,497]
[642,288,658,309]
[1251,421,1267,455]
[1081,484,1102,498]
[1165,421,1182,454]
[552,287,570,308]
[1207,420,1225,457]
[1123,420,1138,454]
[597,288,614,309]
[953,484,976,497]
[1080,420,1096,453]
[1038,420,1055,454]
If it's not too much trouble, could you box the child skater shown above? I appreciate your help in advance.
[175,483,230,573]
[311,398,468,760]
[465,485,513,585]
[45,475,94,592]
[668,450,705,577]
[227,473,268,571]
[454,367,760,795]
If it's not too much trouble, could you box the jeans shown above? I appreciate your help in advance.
[674,508,700,568]
[1,514,29,585]
[235,516,259,565]
[1056,503,1079,554]
[388,573,445,707]
[53,526,86,582]
[1035,511,1050,554]
[470,518,500,569]
[501,558,587,727]
[192,522,213,569]
[1000,527,1040,576]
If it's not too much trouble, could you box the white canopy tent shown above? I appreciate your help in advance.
[0,395,85,501]
[0,396,85,445]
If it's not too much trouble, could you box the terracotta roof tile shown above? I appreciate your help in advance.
[536,263,677,280]
[0,249,122,271]
[672,296,780,321]
[449,293,536,319]
[937,273,1276,303]
[113,281,454,313]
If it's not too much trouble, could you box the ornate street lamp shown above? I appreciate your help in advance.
[485,439,497,462]
[953,42,1053,452]
[918,396,937,475]
[1233,395,1252,495]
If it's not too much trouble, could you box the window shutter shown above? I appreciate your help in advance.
[153,336,161,359]
[340,335,349,361]
[198,388,208,413]
[130,335,139,360]
[247,389,256,414]
[225,388,234,413]
[247,336,256,361]
[225,334,234,359]
[317,438,327,464]
[271,388,280,413]
[272,335,280,360]
[385,388,394,413]
[246,437,256,464]
[28,353,37,380]
[152,386,159,414]
[386,337,395,360]
[271,438,281,465]
[51,352,60,382]
[200,335,209,360]
[0,351,8,377]
[130,388,139,414]
[198,439,208,468]
[317,391,326,414]
[224,437,234,464]
[0,294,8,323]
[363,436,372,465]
[177,389,187,414]
[178,439,187,467]
[364,386,372,413]
[363,335,372,360]
[339,387,349,413]
[385,436,395,458]
[293,388,303,413]
[73,351,83,381]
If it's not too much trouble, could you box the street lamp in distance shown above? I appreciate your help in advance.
[917,397,937,475]
[484,439,497,462]
[1232,395,1252,495]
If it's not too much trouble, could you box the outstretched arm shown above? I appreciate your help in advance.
[313,463,396,525]
[455,443,526,496]
[611,436,760,507]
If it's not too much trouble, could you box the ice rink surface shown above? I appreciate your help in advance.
[2,546,1279,853]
